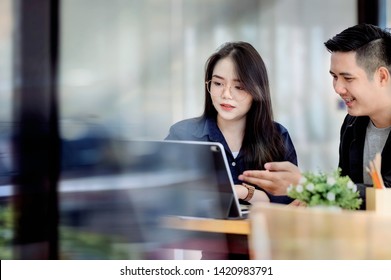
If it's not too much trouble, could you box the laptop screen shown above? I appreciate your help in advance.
[123,140,242,220]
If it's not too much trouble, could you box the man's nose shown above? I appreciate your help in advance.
[333,80,347,95]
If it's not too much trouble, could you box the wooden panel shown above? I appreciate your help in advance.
[249,203,391,259]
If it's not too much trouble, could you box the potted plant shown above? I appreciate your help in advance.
[287,168,362,210]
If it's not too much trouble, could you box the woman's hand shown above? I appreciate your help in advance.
[234,184,270,203]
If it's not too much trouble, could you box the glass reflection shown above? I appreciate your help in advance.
[1,0,359,260]
[58,138,237,259]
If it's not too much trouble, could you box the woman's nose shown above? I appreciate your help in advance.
[221,85,233,99]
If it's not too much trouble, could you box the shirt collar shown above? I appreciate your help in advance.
[200,118,225,142]
[193,117,237,156]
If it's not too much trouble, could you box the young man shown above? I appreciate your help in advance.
[239,24,391,209]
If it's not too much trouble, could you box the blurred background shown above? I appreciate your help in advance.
[0,0,390,260]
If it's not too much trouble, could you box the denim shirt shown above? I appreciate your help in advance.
[165,116,298,204]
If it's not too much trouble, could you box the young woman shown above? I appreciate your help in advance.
[165,41,298,205]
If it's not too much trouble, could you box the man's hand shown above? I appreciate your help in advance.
[238,161,301,195]
[288,199,307,207]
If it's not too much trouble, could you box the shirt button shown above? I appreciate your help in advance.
[231,162,236,166]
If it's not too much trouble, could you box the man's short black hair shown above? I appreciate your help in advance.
[324,23,391,77]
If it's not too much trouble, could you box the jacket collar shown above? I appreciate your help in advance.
[346,116,370,138]
[349,115,391,159]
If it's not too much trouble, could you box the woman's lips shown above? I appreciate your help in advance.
[221,103,235,111]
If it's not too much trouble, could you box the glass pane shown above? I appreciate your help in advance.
[388,0,391,26]
[58,0,356,259]
[0,0,13,260]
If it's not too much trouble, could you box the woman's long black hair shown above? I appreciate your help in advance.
[203,41,286,170]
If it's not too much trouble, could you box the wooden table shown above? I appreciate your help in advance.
[162,216,250,234]
[161,216,250,259]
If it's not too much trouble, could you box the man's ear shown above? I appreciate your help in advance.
[377,66,390,86]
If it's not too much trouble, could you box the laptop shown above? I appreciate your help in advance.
[58,138,245,255]
[122,140,244,220]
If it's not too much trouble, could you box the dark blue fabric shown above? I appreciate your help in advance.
[165,116,298,204]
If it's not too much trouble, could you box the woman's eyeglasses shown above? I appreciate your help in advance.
[205,79,248,101]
